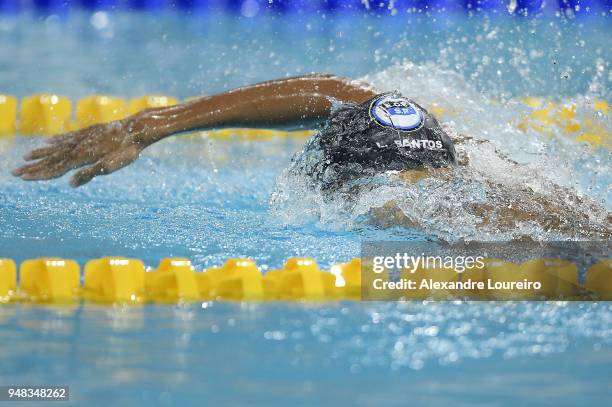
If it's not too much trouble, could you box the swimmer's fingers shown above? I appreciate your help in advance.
[70,145,141,187]
[18,159,79,181]
[44,123,107,146]
[14,143,100,180]
[21,125,105,163]
[23,145,65,161]
[16,152,94,181]
[44,131,80,146]
[12,151,71,177]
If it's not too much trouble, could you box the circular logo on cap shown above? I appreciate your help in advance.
[369,94,423,131]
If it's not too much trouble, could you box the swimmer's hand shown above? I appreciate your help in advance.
[12,119,149,187]
[12,74,376,187]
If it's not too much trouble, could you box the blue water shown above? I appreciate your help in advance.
[1,302,611,406]
[1,10,611,407]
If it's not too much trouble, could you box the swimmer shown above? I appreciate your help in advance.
[11,75,611,239]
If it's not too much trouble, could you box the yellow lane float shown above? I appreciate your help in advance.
[264,258,334,300]
[74,95,127,130]
[145,258,201,303]
[517,98,610,149]
[0,95,17,135]
[330,258,363,300]
[520,258,579,299]
[127,95,178,115]
[0,93,608,146]
[0,258,17,303]
[19,94,72,136]
[83,257,146,304]
[19,258,80,303]
[585,260,612,300]
[0,256,609,305]
[207,258,265,301]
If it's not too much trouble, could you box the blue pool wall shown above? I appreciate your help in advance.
[0,0,609,16]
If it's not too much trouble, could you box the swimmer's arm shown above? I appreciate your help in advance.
[146,74,378,136]
[13,75,377,187]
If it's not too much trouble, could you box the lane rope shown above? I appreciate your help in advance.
[0,256,610,304]
[0,94,609,147]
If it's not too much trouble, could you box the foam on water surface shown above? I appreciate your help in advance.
[272,61,610,241]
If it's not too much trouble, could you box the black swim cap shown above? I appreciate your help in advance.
[294,93,456,191]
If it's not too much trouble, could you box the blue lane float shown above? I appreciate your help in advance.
[0,0,20,14]
[32,0,72,13]
[320,0,367,12]
[128,0,167,10]
[0,0,610,15]
[514,0,545,15]
[427,0,464,12]
[227,0,343,15]
[175,0,217,12]
[79,0,119,10]
[267,0,321,13]
[463,0,508,13]
[559,0,604,14]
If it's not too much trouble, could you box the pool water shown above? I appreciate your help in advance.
[1,9,611,406]
[1,302,611,406]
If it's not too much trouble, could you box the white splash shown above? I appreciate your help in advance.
[271,61,611,241]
